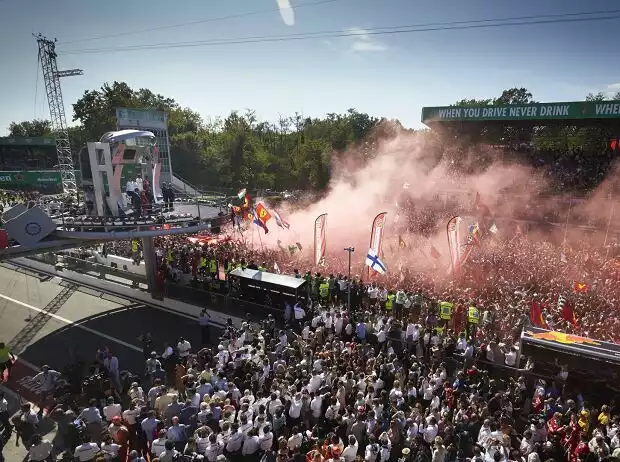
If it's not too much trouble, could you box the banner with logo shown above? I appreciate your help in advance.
[368,212,387,278]
[314,213,327,266]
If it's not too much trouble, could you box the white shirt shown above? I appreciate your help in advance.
[310,396,323,418]
[226,432,245,452]
[100,442,121,460]
[342,443,359,462]
[242,436,260,455]
[259,432,274,451]
[33,370,60,392]
[29,440,53,461]
[74,442,100,462]
[289,397,302,418]
[103,403,122,422]
[122,408,139,426]
[422,424,438,444]
[162,346,174,359]
[204,442,224,462]
[178,340,191,358]
[505,351,517,366]
[288,433,303,451]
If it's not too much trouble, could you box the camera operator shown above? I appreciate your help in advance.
[32,365,61,414]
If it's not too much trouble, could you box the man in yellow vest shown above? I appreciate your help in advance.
[385,291,395,313]
[258,262,267,272]
[319,279,329,304]
[199,255,207,276]
[395,289,407,319]
[439,301,454,331]
[208,255,217,280]
[131,239,141,265]
[467,305,480,339]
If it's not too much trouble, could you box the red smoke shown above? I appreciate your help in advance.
[250,123,618,284]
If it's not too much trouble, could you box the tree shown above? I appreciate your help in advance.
[8,119,52,137]
[493,87,534,105]
[8,81,383,192]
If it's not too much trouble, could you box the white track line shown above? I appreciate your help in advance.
[0,293,142,353]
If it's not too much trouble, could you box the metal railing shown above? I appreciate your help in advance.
[28,253,148,287]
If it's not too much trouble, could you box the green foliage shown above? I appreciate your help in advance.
[8,119,52,137]
[67,82,382,191]
[451,87,617,152]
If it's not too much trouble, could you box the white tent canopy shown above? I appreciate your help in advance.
[99,130,156,144]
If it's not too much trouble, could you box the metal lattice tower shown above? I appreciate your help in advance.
[35,34,83,196]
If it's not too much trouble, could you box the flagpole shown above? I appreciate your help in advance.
[604,201,615,253]
[563,199,572,243]
[258,228,265,251]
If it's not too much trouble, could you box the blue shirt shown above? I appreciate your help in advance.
[356,322,367,339]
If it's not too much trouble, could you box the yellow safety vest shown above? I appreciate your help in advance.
[385,294,395,311]
[199,257,207,268]
[235,263,242,269]
[209,259,217,273]
[435,325,445,335]
[225,262,232,273]
[167,250,173,263]
[131,240,139,252]
[319,282,329,298]
[439,302,454,320]
[467,307,480,325]
[258,266,267,272]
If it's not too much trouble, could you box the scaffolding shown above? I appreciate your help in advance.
[35,34,83,196]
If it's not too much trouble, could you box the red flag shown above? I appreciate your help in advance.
[255,203,272,226]
[529,301,549,328]
[574,281,589,293]
[561,302,579,327]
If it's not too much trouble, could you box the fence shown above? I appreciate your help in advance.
[25,252,283,321]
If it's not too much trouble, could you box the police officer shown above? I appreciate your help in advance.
[439,301,454,331]
[467,304,480,339]
[385,291,395,314]
[319,278,329,304]
[208,254,217,279]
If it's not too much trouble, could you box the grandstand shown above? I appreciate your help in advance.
[0,136,80,194]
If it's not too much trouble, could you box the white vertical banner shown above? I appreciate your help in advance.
[447,216,462,275]
[314,213,327,266]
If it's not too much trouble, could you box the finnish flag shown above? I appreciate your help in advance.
[366,248,387,274]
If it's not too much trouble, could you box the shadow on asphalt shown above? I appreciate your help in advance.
[19,305,223,375]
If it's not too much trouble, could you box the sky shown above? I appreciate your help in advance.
[1,0,620,135]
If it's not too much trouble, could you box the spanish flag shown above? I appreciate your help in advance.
[398,236,406,249]
[529,301,549,329]
[561,301,579,327]
[574,281,589,293]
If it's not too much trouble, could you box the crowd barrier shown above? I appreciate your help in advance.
[25,253,285,322]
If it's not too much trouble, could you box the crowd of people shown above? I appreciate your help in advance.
[3,147,620,462]
[5,232,620,462]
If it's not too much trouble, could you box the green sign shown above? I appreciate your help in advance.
[421,100,620,124]
[0,137,55,146]
[0,170,82,191]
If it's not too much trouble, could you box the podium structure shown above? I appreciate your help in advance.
[86,130,162,217]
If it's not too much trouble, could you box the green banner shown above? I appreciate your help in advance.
[0,137,55,146]
[422,100,620,124]
[0,170,82,191]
